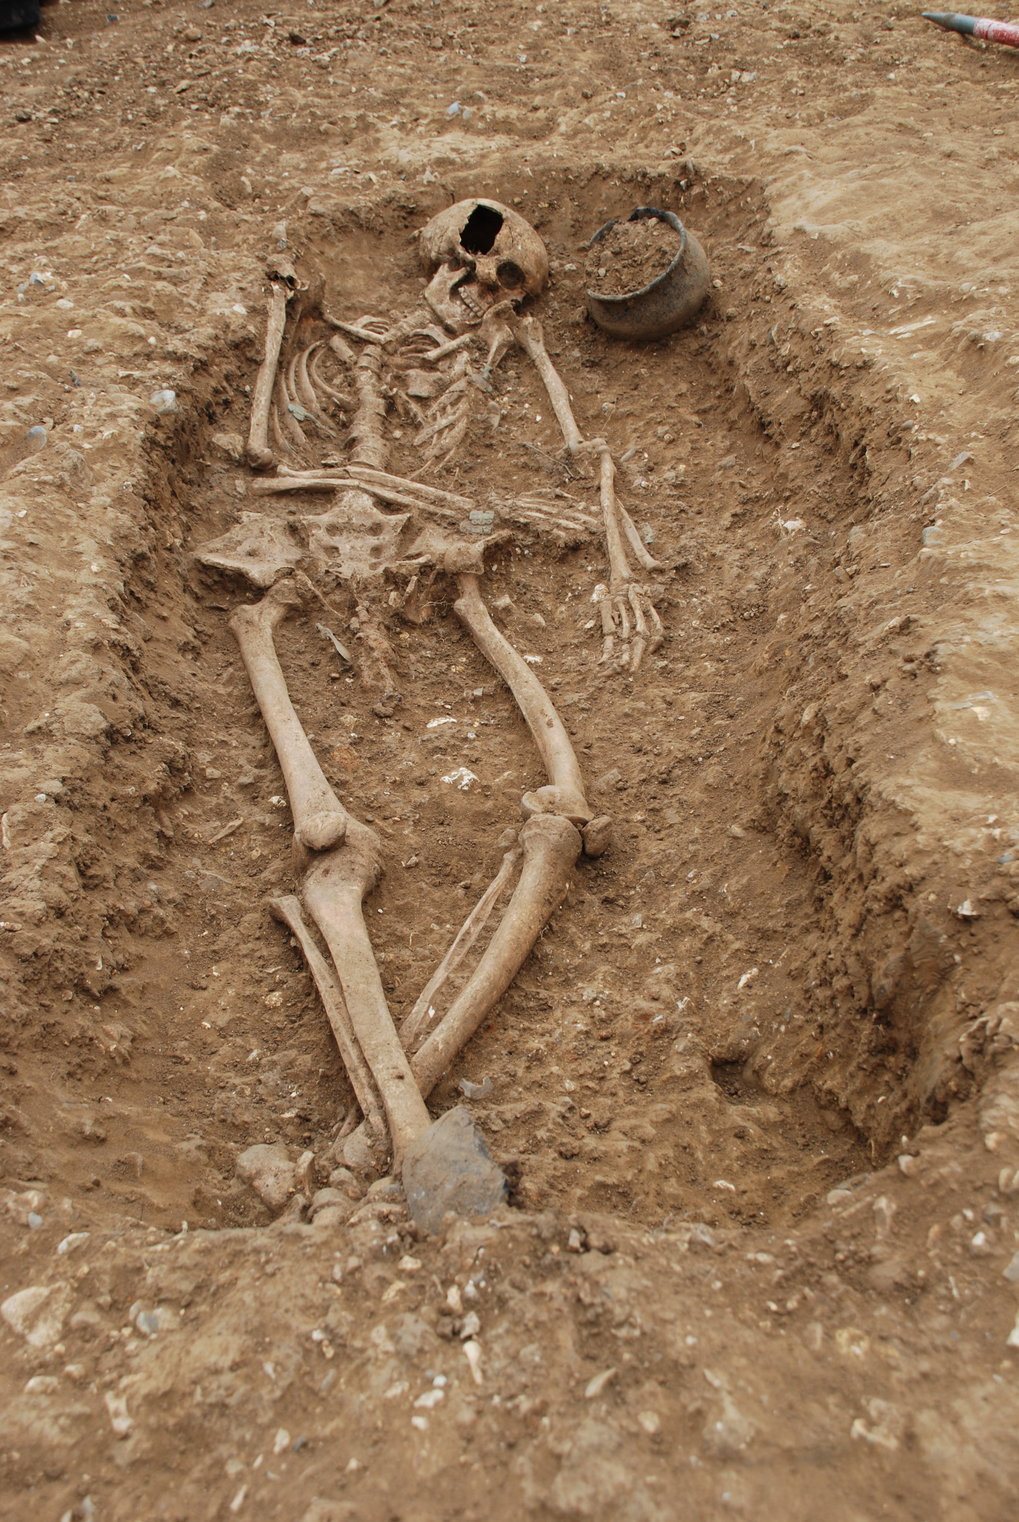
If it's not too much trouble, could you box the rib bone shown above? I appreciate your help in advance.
[229,578,350,852]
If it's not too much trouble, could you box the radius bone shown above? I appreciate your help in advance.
[512,314,584,454]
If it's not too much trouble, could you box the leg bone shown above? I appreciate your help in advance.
[270,893,386,1140]
[301,827,434,1164]
[400,845,522,1052]
[229,579,350,852]
[411,814,582,1094]
[342,813,586,1163]
[454,573,592,825]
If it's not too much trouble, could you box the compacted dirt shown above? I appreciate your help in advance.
[585,214,682,294]
[2,2,1019,1519]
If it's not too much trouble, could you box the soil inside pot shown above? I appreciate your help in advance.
[585,216,683,296]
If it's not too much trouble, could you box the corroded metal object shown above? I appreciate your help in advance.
[585,206,710,342]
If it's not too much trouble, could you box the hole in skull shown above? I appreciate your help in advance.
[459,204,505,256]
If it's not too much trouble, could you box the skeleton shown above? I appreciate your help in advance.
[195,199,660,1227]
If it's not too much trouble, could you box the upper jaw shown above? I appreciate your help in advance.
[424,263,503,332]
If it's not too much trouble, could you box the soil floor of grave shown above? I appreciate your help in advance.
[3,4,1019,1521]
[10,166,887,1244]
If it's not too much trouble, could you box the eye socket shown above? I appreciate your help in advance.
[496,260,526,290]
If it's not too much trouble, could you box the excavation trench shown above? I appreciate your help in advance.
[3,167,958,1235]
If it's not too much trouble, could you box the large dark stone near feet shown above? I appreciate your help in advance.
[402,1106,507,1235]
[0,2,41,32]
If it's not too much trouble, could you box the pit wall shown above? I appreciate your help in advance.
[711,187,1019,1151]
[2,156,1014,1163]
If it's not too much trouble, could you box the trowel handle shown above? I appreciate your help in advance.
[923,11,1019,48]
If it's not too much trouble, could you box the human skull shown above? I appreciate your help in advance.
[418,198,549,329]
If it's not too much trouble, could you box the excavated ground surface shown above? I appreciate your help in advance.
[2,3,1019,1519]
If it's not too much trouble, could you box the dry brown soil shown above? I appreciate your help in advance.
[2,2,1019,1519]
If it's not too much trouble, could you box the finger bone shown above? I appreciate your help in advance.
[593,583,615,666]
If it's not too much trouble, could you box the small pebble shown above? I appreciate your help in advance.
[457,1076,492,1099]
[57,1232,89,1255]
[441,768,478,790]
[460,1310,481,1340]
[462,1339,483,1384]
[150,389,177,415]
[584,1367,617,1400]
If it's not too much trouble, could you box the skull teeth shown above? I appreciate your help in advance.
[458,285,485,321]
